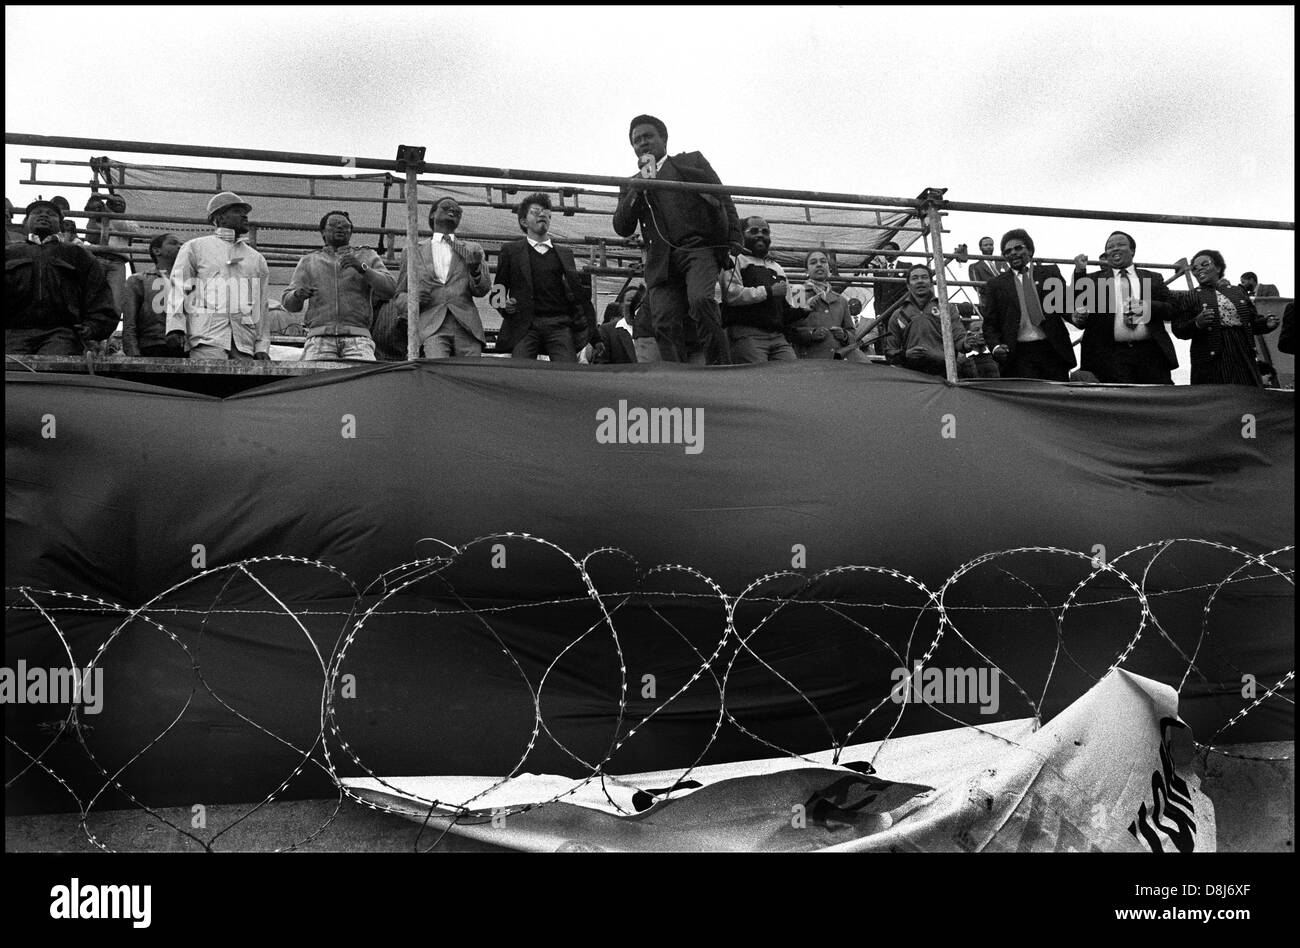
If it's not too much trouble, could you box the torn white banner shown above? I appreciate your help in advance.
[343,670,1214,852]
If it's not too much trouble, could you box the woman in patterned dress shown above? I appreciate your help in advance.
[1171,249,1280,386]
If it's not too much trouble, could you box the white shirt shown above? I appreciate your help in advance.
[1111,265,1150,342]
[526,236,553,254]
[430,232,455,282]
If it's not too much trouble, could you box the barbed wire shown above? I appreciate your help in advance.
[4,536,1293,851]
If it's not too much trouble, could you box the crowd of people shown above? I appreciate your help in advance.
[4,115,1293,386]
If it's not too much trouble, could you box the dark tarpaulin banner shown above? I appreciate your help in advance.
[5,361,1294,812]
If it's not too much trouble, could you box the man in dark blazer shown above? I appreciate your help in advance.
[612,114,743,364]
[982,228,1076,381]
[588,297,638,364]
[1240,272,1279,299]
[393,195,491,358]
[967,235,1006,315]
[1069,230,1177,384]
[492,192,585,361]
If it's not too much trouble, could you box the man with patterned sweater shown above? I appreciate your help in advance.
[719,216,801,363]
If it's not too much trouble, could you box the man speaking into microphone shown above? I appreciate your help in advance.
[612,115,743,365]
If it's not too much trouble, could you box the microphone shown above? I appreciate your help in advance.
[638,153,657,179]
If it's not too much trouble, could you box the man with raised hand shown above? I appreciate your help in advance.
[493,192,586,362]
[166,191,271,360]
[982,228,1075,381]
[1070,230,1177,384]
[393,195,491,358]
[84,192,141,317]
[612,114,742,365]
[283,209,396,361]
[5,198,117,354]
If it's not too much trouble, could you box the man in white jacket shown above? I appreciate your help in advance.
[166,191,271,360]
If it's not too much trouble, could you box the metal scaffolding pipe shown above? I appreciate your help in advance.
[66,217,922,261]
[9,132,1292,230]
[400,152,420,360]
[940,197,1293,231]
[26,160,935,217]
[22,176,937,235]
[5,132,923,209]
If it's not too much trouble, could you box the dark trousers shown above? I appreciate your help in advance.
[511,316,576,362]
[969,351,1001,378]
[5,326,82,355]
[1103,341,1173,384]
[1005,340,1069,381]
[728,327,796,363]
[649,247,730,365]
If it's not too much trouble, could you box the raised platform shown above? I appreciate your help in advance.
[5,353,379,395]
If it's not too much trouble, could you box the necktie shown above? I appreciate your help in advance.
[1018,270,1044,327]
[1118,270,1132,315]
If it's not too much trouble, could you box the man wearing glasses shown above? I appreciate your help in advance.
[1069,230,1177,384]
[492,192,586,362]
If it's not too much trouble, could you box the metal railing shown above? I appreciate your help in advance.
[8,133,1295,375]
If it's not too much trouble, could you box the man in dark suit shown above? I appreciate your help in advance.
[868,241,908,319]
[587,293,638,364]
[492,193,585,361]
[393,195,490,358]
[1069,230,1177,384]
[1240,272,1280,299]
[967,236,1006,315]
[982,228,1075,381]
[612,114,742,364]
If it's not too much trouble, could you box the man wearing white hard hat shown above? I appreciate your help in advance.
[165,191,271,360]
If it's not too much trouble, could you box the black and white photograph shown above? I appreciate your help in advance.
[4,2,1293,926]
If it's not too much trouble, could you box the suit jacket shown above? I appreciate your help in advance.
[1072,267,1178,374]
[968,260,1005,283]
[493,238,585,353]
[393,236,491,342]
[591,321,637,364]
[968,259,1005,315]
[611,151,741,288]
[983,263,1076,368]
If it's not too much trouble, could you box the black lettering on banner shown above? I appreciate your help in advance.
[1128,716,1197,852]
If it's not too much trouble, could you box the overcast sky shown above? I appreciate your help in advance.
[5,4,1295,308]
